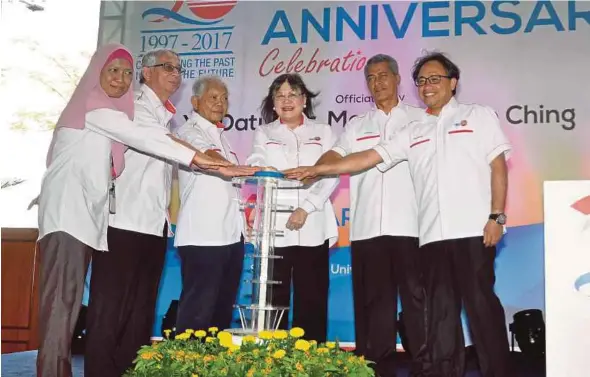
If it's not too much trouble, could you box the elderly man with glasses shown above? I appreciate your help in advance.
[84,49,202,377]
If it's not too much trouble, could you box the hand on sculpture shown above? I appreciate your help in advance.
[191,150,233,170]
[285,208,308,231]
[283,166,319,181]
[217,165,261,177]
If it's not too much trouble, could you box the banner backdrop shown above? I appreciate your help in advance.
[93,1,590,344]
[544,181,590,377]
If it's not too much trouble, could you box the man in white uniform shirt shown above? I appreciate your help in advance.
[173,76,245,333]
[285,52,512,377]
[84,50,255,377]
[315,54,425,377]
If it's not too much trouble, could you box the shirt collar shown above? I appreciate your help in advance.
[278,114,306,128]
[426,96,458,116]
[191,111,225,131]
[372,98,407,116]
[140,84,176,116]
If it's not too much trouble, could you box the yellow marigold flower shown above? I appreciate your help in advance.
[185,329,194,335]
[289,327,305,338]
[175,332,190,340]
[243,335,256,343]
[316,347,329,353]
[217,331,232,341]
[208,327,219,334]
[310,340,317,346]
[163,329,171,338]
[273,330,288,339]
[296,362,304,371]
[203,355,214,362]
[192,374,199,377]
[325,341,336,349]
[258,330,273,340]
[265,357,273,364]
[194,330,207,338]
[205,337,214,343]
[294,339,310,351]
[247,368,256,377]
[140,352,154,360]
[273,349,286,359]
[229,344,240,351]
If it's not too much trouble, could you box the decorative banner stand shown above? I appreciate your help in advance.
[228,171,302,337]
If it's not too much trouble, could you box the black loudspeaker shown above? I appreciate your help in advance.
[397,311,411,357]
[509,309,545,359]
[161,300,179,338]
[71,305,87,355]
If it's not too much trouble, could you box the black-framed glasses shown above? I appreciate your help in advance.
[415,75,450,86]
[149,62,185,75]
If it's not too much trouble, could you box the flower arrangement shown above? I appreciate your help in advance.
[124,327,375,377]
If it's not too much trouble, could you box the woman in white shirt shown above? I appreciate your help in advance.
[36,43,230,377]
[246,73,339,342]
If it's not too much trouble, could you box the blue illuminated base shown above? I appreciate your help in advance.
[253,170,285,178]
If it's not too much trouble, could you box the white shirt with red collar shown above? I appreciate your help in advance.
[109,84,180,237]
[173,112,243,247]
[373,97,512,246]
[246,116,339,248]
[331,101,424,242]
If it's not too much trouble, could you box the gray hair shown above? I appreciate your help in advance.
[192,75,227,97]
[139,49,180,84]
[364,54,399,79]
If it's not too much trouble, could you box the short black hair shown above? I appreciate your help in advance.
[260,73,319,124]
[411,52,460,95]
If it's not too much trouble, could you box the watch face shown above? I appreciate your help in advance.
[496,213,507,225]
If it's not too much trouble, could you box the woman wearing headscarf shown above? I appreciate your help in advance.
[245,73,339,342]
[35,43,233,377]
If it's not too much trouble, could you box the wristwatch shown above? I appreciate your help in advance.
[489,213,507,225]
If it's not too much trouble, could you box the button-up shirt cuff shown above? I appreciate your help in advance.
[300,200,317,214]
[331,146,347,157]
[486,144,512,164]
[373,145,394,173]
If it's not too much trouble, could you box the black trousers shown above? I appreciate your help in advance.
[351,236,425,377]
[272,242,330,342]
[175,241,244,333]
[419,237,511,377]
[85,226,167,377]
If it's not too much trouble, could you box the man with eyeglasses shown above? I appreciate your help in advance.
[284,52,512,377]
[314,54,426,377]
[84,49,192,377]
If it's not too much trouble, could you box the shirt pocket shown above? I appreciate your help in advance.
[264,141,287,167]
[353,134,381,152]
[299,141,324,166]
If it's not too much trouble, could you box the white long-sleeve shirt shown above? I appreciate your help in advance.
[109,85,180,237]
[38,108,195,251]
[174,112,243,247]
[246,117,339,248]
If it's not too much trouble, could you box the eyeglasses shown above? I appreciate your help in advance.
[149,62,185,75]
[415,75,450,86]
[274,93,302,102]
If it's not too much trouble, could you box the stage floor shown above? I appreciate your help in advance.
[1,350,545,377]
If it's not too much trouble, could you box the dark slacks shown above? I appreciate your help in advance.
[419,237,511,377]
[272,241,330,342]
[37,232,92,377]
[84,226,167,377]
[351,236,425,377]
[176,241,244,333]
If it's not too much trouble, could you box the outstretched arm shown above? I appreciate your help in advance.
[284,149,383,181]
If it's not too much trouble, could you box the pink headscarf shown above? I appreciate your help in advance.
[46,43,135,177]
